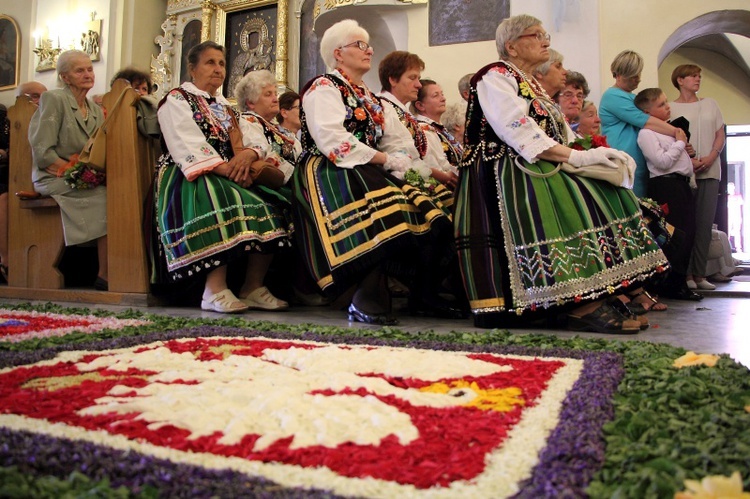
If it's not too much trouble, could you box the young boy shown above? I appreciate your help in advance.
[635,87,699,296]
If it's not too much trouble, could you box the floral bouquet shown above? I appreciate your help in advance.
[568,134,609,151]
[57,154,106,190]
[403,168,440,193]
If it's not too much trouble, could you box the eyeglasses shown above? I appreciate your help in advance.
[287,105,300,110]
[517,32,551,43]
[560,91,584,100]
[24,93,42,101]
[339,40,371,52]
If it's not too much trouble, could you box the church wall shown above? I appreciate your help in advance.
[0,0,164,108]
[598,0,750,100]
[404,0,602,106]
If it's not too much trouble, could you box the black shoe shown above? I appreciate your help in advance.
[347,303,398,325]
[409,294,468,319]
[667,286,704,301]
[94,277,109,291]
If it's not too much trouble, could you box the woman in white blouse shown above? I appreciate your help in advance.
[235,69,299,186]
[670,64,726,291]
[292,19,463,325]
[454,15,667,332]
[411,79,461,190]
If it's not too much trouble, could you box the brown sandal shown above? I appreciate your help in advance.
[627,289,667,313]
[567,301,641,334]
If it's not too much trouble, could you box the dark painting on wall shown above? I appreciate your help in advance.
[224,3,278,101]
[298,0,325,90]
[0,15,20,91]
[429,0,510,46]
[180,20,202,84]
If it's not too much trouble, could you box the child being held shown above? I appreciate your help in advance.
[635,87,698,296]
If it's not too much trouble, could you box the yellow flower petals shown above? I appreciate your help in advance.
[672,351,720,368]
[420,380,525,412]
[674,471,750,498]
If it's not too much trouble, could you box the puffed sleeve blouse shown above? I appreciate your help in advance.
[476,66,573,163]
[158,82,261,181]
[302,71,419,169]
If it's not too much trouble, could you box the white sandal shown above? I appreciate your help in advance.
[201,289,249,313]
[241,286,289,310]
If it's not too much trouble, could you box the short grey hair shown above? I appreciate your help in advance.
[495,15,542,60]
[235,69,276,111]
[610,50,643,79]
[56,50,92,87]
[441,101,467,136]
[534,48,563,76]
[319,19,369,70]
[457,73,473,96]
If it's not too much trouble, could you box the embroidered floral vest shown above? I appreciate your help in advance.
[241,111,297,164]
[380,95,428,159]
[158,87,237,169]
[300,73,382,155]
[460,61,565,168]
[420,119,463,167]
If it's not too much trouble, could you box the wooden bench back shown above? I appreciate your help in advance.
[7,95,65,289]
[102,79,157,293]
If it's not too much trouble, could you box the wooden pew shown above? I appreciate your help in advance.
[0,82,157,306]
[6,95,65,290]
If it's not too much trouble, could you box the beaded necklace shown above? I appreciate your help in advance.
[505,60,551,100]
[336,68,385,127]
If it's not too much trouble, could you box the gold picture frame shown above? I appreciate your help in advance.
[214,0,288,101]
[0,14,21,90]
[81,19,103,62]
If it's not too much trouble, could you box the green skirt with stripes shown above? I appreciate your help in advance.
[454,155,668,314]
[154,164,293,282]
[292,154,452,294]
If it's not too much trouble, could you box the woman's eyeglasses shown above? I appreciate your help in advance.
[339,40,371,52]
[517,32,551,43]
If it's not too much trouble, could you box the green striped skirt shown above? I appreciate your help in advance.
[155,164,293,282]
[454,155,668,314]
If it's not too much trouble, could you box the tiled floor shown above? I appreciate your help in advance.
[3,275,749,368]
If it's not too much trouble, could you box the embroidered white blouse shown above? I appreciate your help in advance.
[302,72,420,171]
[158,82,261,181]
[414,114,458,174]
[239,111,300,183]
[476,66,574,163]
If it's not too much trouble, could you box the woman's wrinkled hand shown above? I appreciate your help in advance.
[226,148,259,187]
[431,169,458,190]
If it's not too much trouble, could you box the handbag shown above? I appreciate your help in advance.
[78,87,130,172]
[514,154,636,189]
[227,112,284,190]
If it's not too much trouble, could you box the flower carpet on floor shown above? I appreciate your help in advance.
[0,303,749,498]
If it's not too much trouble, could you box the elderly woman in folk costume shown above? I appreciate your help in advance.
[153,41,293,313]
[293,19,464,325]
[454,14,668,333]
[411,79,462,191]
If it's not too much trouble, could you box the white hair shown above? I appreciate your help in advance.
[56,50,92,87]
[534,48,563,76]
[495,15,542,60]
[319,19,369,70]
[234,69,276,111]
[441,101,467,135]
